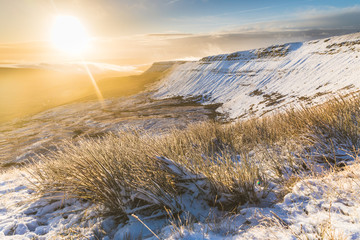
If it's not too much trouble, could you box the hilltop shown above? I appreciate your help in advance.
[153,32,360,119]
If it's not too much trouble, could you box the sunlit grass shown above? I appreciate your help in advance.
[28,93,360,222]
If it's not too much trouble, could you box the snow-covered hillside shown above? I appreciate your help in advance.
[154,32,360,119]
[2,32,360,240]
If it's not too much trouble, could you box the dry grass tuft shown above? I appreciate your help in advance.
[28,93,360,224]
[29,128,269,220]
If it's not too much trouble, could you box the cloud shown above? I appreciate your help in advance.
[166,0,181,5]
[146,33,193,39]
[118,6,360,64]
[140,5,360,57]
[2,5,360,70]
[0,61,140,74]
[225,5,360,33]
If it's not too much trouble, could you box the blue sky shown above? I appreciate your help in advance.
[87,0,360,34]
[1,0,360,64]
[131,0,360,32]
[1,0,360,40]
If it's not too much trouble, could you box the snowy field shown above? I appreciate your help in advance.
[1,32,360,239]
[161,162,360,240]
[2,161,360,239]
[0,169,99,239]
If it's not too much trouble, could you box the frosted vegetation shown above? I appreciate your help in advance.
[1,32,360,239]
[0,94,359,239]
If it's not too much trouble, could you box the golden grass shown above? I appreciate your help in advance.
[28,93,360,222]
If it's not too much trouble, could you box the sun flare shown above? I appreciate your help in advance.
[51,15,89,55]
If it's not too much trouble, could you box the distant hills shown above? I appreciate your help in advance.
[0,66,163,123]
[153,32,360,119]
[2,32,360,123]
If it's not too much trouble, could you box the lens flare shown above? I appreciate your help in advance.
[51,15,105,107]
[82,61,105,107]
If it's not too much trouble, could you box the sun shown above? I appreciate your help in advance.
[51,15,89,55]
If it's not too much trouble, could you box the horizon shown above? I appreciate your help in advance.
[3,1,360,239]
[1,0,360,73]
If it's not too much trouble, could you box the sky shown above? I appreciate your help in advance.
[1,0,360,70]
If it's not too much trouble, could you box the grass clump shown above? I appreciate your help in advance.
[29,128,269,221]
[30,133,180,220]
[29,93,360,224]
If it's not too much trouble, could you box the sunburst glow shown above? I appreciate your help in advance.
[51,15,89,55]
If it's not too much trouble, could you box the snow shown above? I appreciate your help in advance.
[160,163,360,239]
[2,32,360,239]
[2,161,360,239]
[153,32,360,119]
[0,169,101,239]
[0,92,216,167]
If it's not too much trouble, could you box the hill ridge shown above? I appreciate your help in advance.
[152,32,360,119]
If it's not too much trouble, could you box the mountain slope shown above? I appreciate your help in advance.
[153,32,360,119]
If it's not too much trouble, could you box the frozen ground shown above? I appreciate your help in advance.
[0,169,100,239]
[0,92,221,168]
[2,161,360,239]
[161,162,360,240]
[2,32,360,239]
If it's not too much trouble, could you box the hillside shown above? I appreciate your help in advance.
[0,65,165,123]
[2,32,360,239]
[153,32,360,119]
